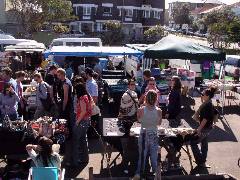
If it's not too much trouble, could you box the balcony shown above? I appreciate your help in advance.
[125,17,133,22]
[83,15,91,20]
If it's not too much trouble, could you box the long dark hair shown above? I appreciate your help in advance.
[172,76,182,91]
[74,83,91,101]
[3,83,13,97]
[37,136,53,167]
[204,86,217,99]
[146,90,158,106]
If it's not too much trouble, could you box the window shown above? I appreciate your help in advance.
[103,7,111,14]
[125,9,133,17]
[82,42,100,46]
[144,10,150,18]
[66,42,82,46]
[52,41,63,46]
[83,6,91,15]
[154,11,161,19]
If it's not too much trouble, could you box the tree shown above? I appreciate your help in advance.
[53,24,69,34]
[227,18,240,44]
[9,0,75,35]
[202,7,239,48]
[144,25,165,43]
[203,8,235,27]
[172,2,191,26]
[101,21,125,45]
[41,0,76,25]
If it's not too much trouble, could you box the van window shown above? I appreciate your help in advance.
[52,41,63,46]
[0,45,3,52]
[82,42,100,46]
[190,60,200,64]
[66,42,82,46]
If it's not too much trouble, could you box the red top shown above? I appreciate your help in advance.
[76,95,92,121]
[0,80,4,93]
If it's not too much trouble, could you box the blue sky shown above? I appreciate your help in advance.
[165,0,240,8]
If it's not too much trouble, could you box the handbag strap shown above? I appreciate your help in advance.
[126,91,138,109]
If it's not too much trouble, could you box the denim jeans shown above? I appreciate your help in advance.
[136,129,159,175]
[190,128,212,165]
[72,119,90,166]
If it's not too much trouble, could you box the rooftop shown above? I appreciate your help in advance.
[169,0,224,5]
[200,4,224,14]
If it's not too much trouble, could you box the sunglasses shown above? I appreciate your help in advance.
[130,84,136,86]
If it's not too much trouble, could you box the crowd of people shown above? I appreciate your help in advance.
[0,63,219,179]
[118,69,218,179]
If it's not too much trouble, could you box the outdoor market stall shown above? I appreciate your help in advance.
[4,41,46,72]
[102,118,196,173]
[143,36,226,102]
[0,116,68,157]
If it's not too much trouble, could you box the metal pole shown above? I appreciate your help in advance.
[222,60,225,115]
[124,54,126,76]
[140,129,146,179]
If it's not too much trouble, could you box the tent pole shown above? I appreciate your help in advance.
[222,60,225,115]
[124,54,126,77]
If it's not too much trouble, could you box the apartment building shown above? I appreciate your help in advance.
[0,0,20,34]
[70,0,165,38]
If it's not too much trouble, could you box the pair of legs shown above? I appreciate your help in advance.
[190,129,211,165]
[72,119,90,166]
[135,130,159,176]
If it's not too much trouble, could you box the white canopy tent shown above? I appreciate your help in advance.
[5,42,46,52]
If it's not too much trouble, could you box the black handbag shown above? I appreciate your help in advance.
[39,83,53,111]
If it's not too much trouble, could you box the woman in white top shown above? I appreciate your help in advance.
[133,90,162,180]
[26,136,61,169]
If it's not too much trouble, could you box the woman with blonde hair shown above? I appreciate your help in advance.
[133,90,162,179]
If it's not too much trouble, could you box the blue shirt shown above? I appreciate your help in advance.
[66,67,73,80]
[86,79,98,97]
[8,78,17,91]
[0,92,20,115]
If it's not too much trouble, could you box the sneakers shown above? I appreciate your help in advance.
[123,169,128,174]
[132,174,140,180]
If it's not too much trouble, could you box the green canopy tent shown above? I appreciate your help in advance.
[144,36,226,61]
[143,35,226,114]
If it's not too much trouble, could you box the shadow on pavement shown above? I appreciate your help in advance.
[190,166,209,175]
[221,105,240,115]
[208,115,238,142]
[64,163,87,179]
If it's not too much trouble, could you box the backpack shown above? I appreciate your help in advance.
[39,82,53,111]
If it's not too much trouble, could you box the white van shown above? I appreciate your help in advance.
[50,38,102,48]
[0,39,37,52]
[215,55,240,76]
